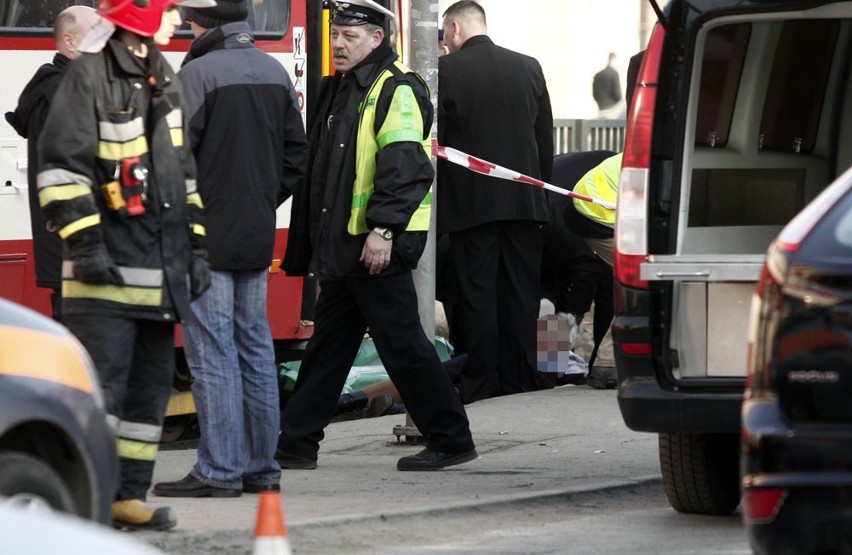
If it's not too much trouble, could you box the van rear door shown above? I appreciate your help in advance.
[643,7,852,381]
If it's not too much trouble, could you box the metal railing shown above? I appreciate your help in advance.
[553,119,626,154]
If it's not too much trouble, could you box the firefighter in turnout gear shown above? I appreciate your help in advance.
[36,0,215,531]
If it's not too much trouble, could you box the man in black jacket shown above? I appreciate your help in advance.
[274,0,476,472]
[438,0,554,404]
[5,5,100,321]
[152,0,308,498]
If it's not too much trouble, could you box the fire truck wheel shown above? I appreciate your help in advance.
[0,451,77,516]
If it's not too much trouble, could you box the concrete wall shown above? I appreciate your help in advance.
[438,0,652,119]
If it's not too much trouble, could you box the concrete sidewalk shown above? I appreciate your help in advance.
[140,385,661,552]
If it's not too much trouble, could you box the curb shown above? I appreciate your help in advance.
[292,474,663,529]
[142,475,662,553]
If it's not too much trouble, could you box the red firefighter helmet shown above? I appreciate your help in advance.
[98,0,215,38]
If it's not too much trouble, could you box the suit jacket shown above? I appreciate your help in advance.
[437,35,553,234]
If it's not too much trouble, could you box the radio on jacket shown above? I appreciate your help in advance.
[120,156,148,217]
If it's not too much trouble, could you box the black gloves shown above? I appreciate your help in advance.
[73,244,124,285]
[189,250,211,300]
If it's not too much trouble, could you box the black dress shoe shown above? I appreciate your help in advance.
[243,482,281,494]
[397,448,478,471]
[152,474,241,498]
[274,451,318,470]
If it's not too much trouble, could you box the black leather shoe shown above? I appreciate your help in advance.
[243,482,281,494]
[275,451,318,470]
[152,474,241,498]
[397,448,478,471]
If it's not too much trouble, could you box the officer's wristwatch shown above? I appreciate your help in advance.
[372,227,394,240]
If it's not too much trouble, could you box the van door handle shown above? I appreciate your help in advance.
[655,271,711,278]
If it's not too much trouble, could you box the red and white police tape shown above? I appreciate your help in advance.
[430,139,616,210]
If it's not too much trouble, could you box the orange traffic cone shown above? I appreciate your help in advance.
[252,491,292,555]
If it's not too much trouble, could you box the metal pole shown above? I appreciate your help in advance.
[393,0,440,442]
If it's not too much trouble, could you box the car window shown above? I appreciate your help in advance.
[800,191,852,255]
[833,198,852,249]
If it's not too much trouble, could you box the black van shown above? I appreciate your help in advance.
[614,0,852,515]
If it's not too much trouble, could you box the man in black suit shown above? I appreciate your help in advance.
[438,0,553,404]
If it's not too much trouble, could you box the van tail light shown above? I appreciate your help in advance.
[743,487,786,524]
[615,23,666,290]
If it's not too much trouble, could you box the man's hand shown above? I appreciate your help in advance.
[360,232,392,275]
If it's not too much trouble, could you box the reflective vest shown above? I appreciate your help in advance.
[347,61,432,236]
[572,152,622,228]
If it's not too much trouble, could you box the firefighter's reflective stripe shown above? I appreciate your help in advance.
[99,117,145,143]
[96,111,149,159]
[63,262,165,286]
[165,108,184,147]
[98,136,149,161]
[38,183,92,206]
[37,168,93,189]
[347,60,431,236]
[58,213,100,239]
[186,179,198,195]
[572,152,622,228]
[62,262,165,305]
[192,224,206,236]
[116,420,161,461]
[62,282,164,306]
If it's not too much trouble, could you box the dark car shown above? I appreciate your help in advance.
[741,170,852,555]
[0,298,116,525]
[613,0,852,515]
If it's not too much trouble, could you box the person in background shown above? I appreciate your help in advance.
[275,0,477,472]
[152,0,308,498]
[592,51,622,118]
[438,0,554,404]
[5,5,101,322]
[36,0,214,531]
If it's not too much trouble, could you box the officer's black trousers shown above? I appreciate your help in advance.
[278,272,474,460]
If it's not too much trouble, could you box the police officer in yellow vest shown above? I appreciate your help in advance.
[277,0,477,471]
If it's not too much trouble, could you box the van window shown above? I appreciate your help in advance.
[694,23,751,148]
[760,20,839,154]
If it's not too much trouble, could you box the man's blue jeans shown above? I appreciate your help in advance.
[182,269,281,488]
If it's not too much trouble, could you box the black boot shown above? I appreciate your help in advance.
[335,390,368,415]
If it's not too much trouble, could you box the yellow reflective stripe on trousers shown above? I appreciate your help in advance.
[62,281,164,306]
[187,192,203,208]
[117,438,158,461]
[38,184,92,206]
[97,136,149,161]
[58,213,100,239]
